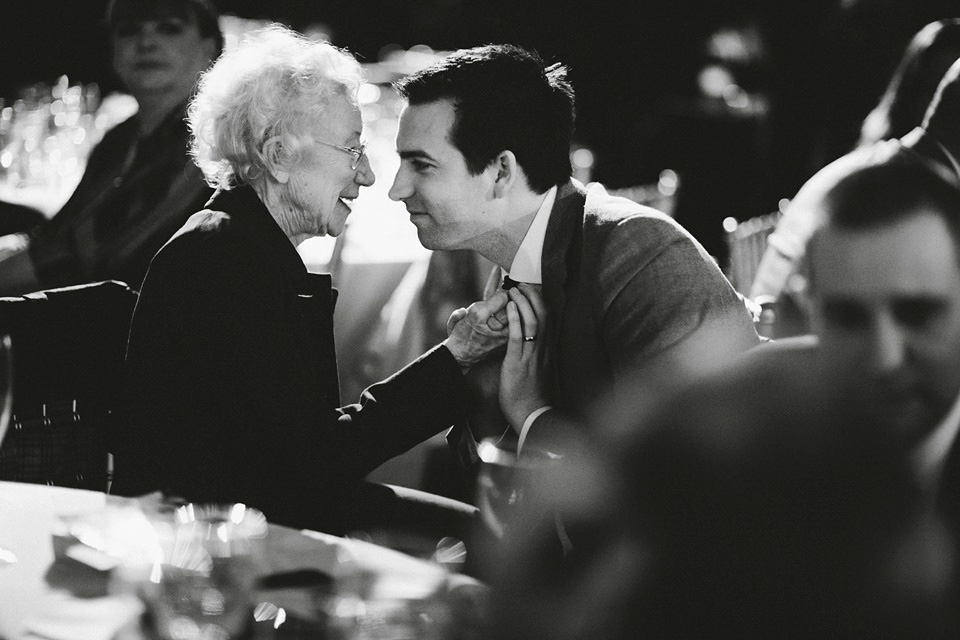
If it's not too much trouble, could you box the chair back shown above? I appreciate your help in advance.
[0,280,137,491]
[724,211,782,295]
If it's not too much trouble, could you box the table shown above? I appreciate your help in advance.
[0,482,483,640]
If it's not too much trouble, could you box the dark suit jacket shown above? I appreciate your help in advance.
[541,179,758,414]
[113,185,475,532]
[452,180,759,460]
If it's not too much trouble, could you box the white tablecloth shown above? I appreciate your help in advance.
[0,482,475,640]
[0,482,109,639]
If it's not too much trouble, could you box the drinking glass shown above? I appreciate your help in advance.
[475,437,559,539]
[149,503,267,640]
[0,334,15,566]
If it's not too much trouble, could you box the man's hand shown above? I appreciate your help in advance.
[500,284,550,428]
[443,290,510,370]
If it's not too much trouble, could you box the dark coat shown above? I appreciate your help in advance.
[113,185,474,532]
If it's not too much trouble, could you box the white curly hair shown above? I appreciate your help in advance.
[188,24,362,190]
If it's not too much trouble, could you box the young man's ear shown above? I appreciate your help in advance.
[262,136,290,184]
[492,150,520,198]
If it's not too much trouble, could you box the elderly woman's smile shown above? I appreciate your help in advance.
[277,98,375,242]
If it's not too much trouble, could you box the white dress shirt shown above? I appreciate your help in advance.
[502,185,557,453]
[912,390,960,496]
[504,185,557,284]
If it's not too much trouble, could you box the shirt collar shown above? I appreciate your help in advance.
[506,185,557,284]
[912,388,960,492]
[903,127,960,186]
[931,135,960,184]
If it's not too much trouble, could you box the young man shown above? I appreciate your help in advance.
[389,44,758,456]
[0,0,221,294]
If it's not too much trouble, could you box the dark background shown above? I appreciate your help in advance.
[3,0,959,263]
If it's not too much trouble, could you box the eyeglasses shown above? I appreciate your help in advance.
[315,139,367,171]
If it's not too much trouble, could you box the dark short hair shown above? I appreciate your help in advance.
[106,0,223,56]
[394,44,575,194]
[808,147,960,273]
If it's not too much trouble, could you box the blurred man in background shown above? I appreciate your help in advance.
[0,0,221,295]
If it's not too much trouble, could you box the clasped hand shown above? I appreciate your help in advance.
[444,284,549,429]
[443,290,511,369]
[498,284,549,429]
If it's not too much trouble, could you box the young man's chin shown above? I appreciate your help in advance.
[412,224,444,251]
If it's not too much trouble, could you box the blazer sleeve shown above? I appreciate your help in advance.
[596,215,760,378]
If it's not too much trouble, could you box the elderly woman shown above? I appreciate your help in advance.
[112,27,510,533]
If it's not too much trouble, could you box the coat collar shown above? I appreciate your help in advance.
[904,127,960,186]
[542,179,587,294]
[206,184,331,296]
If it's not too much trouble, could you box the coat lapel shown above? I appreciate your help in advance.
[292,273,341,409]
[542,179,586,396]
[213,185,343,409]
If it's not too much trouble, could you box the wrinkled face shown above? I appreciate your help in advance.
[810,211,960,445]
[389,99,497,251]
[111,10,216,99]
[280,95,375,239]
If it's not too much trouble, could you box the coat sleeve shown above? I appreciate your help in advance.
[119,224,475,504]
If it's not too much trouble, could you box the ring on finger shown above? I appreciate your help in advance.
[523,335,537,342]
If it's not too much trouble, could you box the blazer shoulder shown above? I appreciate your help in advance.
[583,183,689,244]
[583,187,702,272]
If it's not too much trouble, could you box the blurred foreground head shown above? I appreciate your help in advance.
[491,341,959,639]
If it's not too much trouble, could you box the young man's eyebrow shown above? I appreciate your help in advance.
[398,150,435,161]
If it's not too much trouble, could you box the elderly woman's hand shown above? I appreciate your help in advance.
[443,290,510,370]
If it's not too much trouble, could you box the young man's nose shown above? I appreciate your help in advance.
[388,168,412,202]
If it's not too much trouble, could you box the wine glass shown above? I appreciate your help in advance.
[475,437,560,539]
[149,503,267,640]
[0,334,16,565]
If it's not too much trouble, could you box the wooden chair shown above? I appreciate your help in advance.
[0,280,137,491]
[723,210,782,296]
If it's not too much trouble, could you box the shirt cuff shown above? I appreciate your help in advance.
[517,406,553,454]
